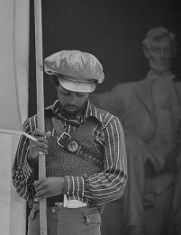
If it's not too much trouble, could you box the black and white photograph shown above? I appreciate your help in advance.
[0,1,180,235]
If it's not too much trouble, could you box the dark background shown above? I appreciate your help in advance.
[29,0,181,115]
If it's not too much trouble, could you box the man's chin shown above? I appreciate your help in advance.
[65,108,80,115]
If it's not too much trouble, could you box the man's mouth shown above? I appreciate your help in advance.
[66,106,79,112]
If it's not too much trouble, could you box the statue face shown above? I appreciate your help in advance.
[145,36,173,74]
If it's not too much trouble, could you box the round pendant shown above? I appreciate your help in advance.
[67,140,79,153]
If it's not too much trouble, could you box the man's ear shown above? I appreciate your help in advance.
[143,45,150,59]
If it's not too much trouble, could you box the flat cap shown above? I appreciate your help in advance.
[44,50,104,92]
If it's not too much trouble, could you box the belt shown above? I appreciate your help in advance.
[47,195,64,207]
[46,195,87,208]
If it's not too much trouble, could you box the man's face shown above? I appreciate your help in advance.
[57,84,89,115]
[145,36,173,74]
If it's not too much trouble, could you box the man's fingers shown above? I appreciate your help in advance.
[34,180,49,200]
[45,131,52,139]
[35,189,47,199]
[30,140,48,150]
[32,129,45,137]
[34,179,45,187]
[31,137,48,144]
[33,130,52,139]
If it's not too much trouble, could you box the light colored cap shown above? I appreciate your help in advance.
[44,50,105,92]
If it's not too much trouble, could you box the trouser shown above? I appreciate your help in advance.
[28,203,101,235]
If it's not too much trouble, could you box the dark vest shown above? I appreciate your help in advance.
[45,115,104,178]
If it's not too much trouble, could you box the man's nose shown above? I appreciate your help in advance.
[68,93,78,104]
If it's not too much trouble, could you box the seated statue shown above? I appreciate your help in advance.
[91,26,181,235]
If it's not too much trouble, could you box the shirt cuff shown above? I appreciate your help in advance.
[63,175,85,200]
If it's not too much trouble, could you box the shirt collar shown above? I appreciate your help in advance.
[46,99,103,124]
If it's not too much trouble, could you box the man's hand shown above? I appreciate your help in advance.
[28,130,51,160]
[34,177,65,201]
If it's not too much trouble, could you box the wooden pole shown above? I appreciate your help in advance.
[34,0,47,234]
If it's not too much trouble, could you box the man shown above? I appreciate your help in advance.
[91,27,181,235]
[12,50,127,235]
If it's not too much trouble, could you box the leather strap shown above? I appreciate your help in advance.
[51,116,80,154]
[51,116,103,167]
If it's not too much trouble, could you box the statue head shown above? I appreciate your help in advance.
[142,26,176,74]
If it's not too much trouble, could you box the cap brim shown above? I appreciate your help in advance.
[58,77,96,93]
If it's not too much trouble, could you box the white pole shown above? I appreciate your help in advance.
[34,0,47,234]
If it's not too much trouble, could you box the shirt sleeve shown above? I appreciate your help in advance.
[63,116,128,205]
[12,117,37,200]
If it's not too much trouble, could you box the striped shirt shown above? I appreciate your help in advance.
[12,100,127,205]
